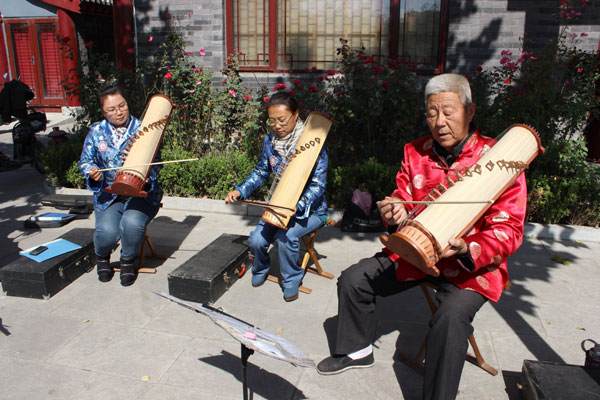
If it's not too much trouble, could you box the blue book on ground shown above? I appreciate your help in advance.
[32,212,75,221]
[20,239,82,263]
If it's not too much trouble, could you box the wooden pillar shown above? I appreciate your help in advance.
[113,0,135,70]
[57,8,81,106]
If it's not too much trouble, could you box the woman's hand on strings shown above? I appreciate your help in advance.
[225,190,241,204]
[377,196,407,226]
[441,238,468,258]
[88,167,102,182]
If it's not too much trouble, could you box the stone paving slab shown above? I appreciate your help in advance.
[2,163,600,399]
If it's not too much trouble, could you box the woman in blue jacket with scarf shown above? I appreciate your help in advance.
[225,91,328,302]
[78,84,162,286]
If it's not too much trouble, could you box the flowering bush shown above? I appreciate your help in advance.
[469,1,600,226]
[289,39,423,168]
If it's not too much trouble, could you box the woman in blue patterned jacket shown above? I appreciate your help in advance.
[225,91,328,302]
[78,84,162,286]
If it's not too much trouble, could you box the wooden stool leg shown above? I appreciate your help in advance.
[266,274,312,294]
[467,334,498,376]
[138,233,167,274]
[397,283,498,376]
[302,231,334,279]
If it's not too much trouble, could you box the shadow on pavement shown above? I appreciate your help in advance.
[198,350,308,399]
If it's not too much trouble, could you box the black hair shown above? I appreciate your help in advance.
[97,83,127,107]
[267,91,299,113]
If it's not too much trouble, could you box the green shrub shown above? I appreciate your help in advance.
[327,157,400,208]
[40,139,84,187]
[526,140,600,226]
[66,161,85,188]
[158,149,268,200]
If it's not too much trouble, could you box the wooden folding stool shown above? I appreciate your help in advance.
[266,228,333,294]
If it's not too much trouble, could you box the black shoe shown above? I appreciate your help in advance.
[317,353,374,375]
[96,256,113,282]
[119,258,137,287]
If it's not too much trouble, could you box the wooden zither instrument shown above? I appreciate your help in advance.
[106,94,174,197]
[261,111,332,229]
[380,124,545,273]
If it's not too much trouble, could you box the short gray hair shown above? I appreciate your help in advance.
[424,73,472,106]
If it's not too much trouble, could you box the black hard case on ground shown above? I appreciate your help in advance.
[41,194,94,216]
[0,228,95,299]
[521,360,600,400]
[168,234,250,304]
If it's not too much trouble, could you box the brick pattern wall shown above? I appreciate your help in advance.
[134,0,225,71]
[445,0,600,74]
[135,1,599,85]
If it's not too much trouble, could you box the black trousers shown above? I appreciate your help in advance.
[334,252,487,400]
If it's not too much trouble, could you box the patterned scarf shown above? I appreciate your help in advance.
[109,116,131,148]
[272,118,304,157]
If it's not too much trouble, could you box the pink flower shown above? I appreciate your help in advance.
[288,90,295,96]
[244,95,250,101]
[501,50,512,56]
[84,41,93,48]
[504,78,511,84]
[328,70,336,76]
[476,66,483,72]
[500,57,511,65]
[126,48,134,54]
[196,80,202,85]
[381,81,389,89]
[228,89,236,97]
[186,12,192,16]
[199,48,206,56]
[303,67,309,72]
[273,83,287,91]
[293,79,301,85]
[577,67,583,72]
[581,32,588,37]
[148,36,154,42]
[530,56,538,60]
[189,89,195,93]
[263,96,269,103]
[308,85,318,93]
[311,66,317,72]
[164,72,173,79]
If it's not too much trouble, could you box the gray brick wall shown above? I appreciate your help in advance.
[135,0,599,83]
[134,0,225,72]
[446,0,600,74]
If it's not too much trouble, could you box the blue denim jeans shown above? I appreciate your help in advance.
[248,214,324,289]
[94,197,159,261]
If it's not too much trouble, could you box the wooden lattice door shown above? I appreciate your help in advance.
[6,19,66,107]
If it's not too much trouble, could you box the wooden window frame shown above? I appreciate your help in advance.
[225,0,448,74]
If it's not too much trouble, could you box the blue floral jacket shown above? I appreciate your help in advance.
[236,132,328,219]
[78,116,163,210]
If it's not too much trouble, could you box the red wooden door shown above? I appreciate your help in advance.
[6,19,66,107]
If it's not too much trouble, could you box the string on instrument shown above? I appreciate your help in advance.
[97,158,199,172]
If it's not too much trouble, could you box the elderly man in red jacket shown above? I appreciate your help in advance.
[317,73,526,400]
